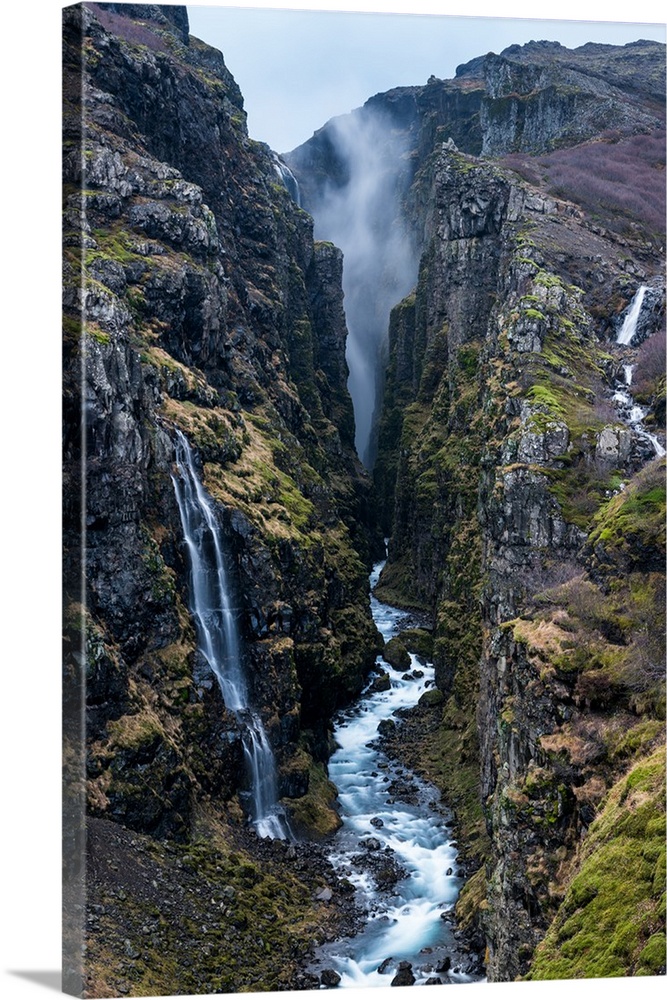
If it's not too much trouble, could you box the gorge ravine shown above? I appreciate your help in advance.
[63,5,666,995]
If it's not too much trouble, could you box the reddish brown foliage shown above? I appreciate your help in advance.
[502,131,666,240]
[89,4,170,53]
[634,331,667,397]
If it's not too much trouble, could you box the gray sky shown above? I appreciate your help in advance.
[187,1,666,153]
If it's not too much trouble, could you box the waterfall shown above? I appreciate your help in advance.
[612,374,666,459]
[272,153,301,207]
[616,285,648,345]
[171,430,289,839]
[291,109,418,468]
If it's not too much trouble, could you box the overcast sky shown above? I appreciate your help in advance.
[186,1,666,153]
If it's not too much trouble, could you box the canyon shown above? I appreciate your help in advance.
[63,4,666,996]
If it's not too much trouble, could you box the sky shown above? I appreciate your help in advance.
[186,0,667,153]
[0,2,664,1000]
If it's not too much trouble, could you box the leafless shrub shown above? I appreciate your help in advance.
[523,558,581,606]
[503,131,666,239]
[593,396,619,426]
[90,4,170,53]
[634,331,666,398]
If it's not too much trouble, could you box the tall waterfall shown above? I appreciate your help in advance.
[617,285,648,345]
[288,109,418,468]
[171,430,289,839]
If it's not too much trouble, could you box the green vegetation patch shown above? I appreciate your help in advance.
[528,748,666,980]
[589,457,666,566]
[283,760,342,840]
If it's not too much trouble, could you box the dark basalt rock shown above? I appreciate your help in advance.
[391,961,415,986]
[320,968,341,988]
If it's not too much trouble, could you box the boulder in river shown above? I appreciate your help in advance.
[371,672,391,692]
[320,968,341,987]
[383,637,411,670]
[391,961,415,986]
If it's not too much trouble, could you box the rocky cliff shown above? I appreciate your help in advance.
[63,7,666,994]
[63,4,382,993]
[363,43,666,985]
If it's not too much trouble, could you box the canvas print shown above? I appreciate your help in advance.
[62,2,666,996]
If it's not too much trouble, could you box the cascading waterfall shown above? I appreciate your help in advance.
[171,429,289,839]
[616,285,648,345]
[612,365,666,458]
[291,109,418,468]
[273,152,301,207]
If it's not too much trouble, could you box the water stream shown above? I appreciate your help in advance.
[311,560,482,987]
[171,430,289,840]
[616,285,648,346]
[612,366,666,459]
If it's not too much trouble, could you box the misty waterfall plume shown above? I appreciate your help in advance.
[617,285,649,345]
[171,430,289,840]
[289,108,418,468]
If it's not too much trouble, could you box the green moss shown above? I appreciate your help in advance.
[283,761,342,839]
[384,637,411,671]
[589,458,666,564]
[107,712,164,752]
[86,326,111,345]
[398,628,434,660]
[526,384,565,416]
[528,748,666,980]
[636,932,666,974]
[457,344,480,380]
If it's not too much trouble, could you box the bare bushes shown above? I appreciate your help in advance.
[502,130,666,240]
[633,331,666,405]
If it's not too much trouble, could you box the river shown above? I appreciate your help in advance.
[309,560,484,988]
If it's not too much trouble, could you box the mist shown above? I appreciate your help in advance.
[304,108,419,467]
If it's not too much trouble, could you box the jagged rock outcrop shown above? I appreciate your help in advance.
[286,38,665,211]
[63,2,381,857]
[372,131,665,979]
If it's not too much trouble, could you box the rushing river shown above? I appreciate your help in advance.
[311,561,483,988]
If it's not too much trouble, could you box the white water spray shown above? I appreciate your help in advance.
[616,285,648,345]
[311,559,483,986]
[171,430,288,839]
[299,110,418,468]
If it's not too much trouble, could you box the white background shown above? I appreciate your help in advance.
[0,2,664,999]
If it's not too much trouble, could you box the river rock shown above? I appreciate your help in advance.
[391,961,415,986]
[320,968,341,987]
[371,672,391,692]
[383,637,411,670]
[378,957,394,974]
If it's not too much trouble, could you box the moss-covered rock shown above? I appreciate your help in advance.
[527,749,666,980]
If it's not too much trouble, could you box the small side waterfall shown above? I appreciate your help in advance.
[171,430,289,839]
[612,366,666,458]
[616,285,648,345]
[273,152,301,207]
